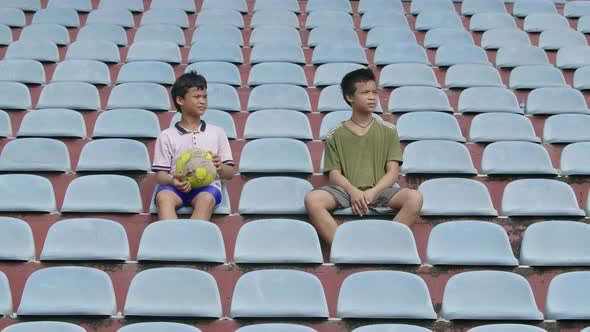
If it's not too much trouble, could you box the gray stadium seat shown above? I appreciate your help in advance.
[358,0,404,14]
[458,87,521,114]
[308,26,358,48]
[117,61,174,85]
[76,24,127,46]
[37,82,100,111]
[312,43,368,65]
[397,111,465,141]
[0,111,9,137]
[195,9,244,28]
[0,217,35,261]
[0,60,45,84]
[117,323,201,332]
[0,0,40,11]
[188,42,243,64]
[248,84,310,112]
[202,0,247,13]
[250,43,305,64]
[305,11,353,29]
[168,109,237,139]
[337,271,436,319]
[442,271,543,320]
[445,64,504,88]
[319,111,382,139]
[544,114,590,143]
[470,13,517,31]
[512,0,557,17]
[424,28,474,49]
[0,8,26,27]
[19,24,70,46]
[410,0,455,15]
[250,26,301,46]
[379,63,439,88]
[76,139,150,172]
[137,219,225,262]
[0,272,11,314]
[509,65,567,89]
[1,322,87,332]
[524,13,570,32]
[85,9,135,28]
[66,40,120,63]
[374,43,429,66]
[61,175,142,213]
[539,29,588,50]
[254,0,300,13]
[521,221,590,266]
[419,178,497,216]
[527,87,589,115]
[436,44,490,67]
[579,16,590,33]
[427,221,518,266]
[17,266,116,316]
[481,141,556,175]
[545,272,590,319]
[360,11,409,30]
[0,82,31,110]
[556,46,590,69]
[565,1,590,18]
[107,83,170,111]
[124,268,222,317]
[238,177,312,214]
[307,0,352,13]
[389,86,453,113]
[366,27,415,48]
[231,269,328,318]
[236,324,315,332]
[126,41,181,64]
[31,8,79,27]
[462,0,507,15]
[495,46,550,68]
[5,40,59,62]
[353,326,431,332]
[248,62,307,86]
[234,219,322,264]
[469,112,539,142]
[574,66,590,90]
[134,24,185,46]
[150,0,196,13]
[318,84,382,113]
[98,0,143,12]
[244,110,312,139]
[250,10,299,29]
[561,142,590,175]
[314,63,365,86]
[0,24,10,45]
[47,0,92,12]
[41,218,129,261]
[52,60,110,85]
[402,140,476,175]
[93,109,160,138]
[185,62,240,86]
[468,325,546,332]
[0,138,70,172]
[191,25,243,46]
[415,11,464,31]
[331,220,420,264]
[204,83,240,111]
[149,183,231,215]
[481,29,530,49]
[501,179,585,216]
[239,138,313,174]
[18,108,86,138]
[140,8,189,28]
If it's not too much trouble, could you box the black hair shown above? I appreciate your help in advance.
[340,68,376,107]
[171,71,208,112]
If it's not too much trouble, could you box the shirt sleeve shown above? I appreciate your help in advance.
[322,135,341,174]
[151,132,173,172]
[217,128,234,166]
[387,126,403,165]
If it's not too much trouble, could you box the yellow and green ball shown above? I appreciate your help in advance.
[176,148,217,188]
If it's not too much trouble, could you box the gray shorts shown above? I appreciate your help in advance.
[320,185,402,212]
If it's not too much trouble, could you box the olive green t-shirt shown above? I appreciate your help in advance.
[323,121,403,190]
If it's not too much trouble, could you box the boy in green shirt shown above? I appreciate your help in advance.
[305,69,423,246]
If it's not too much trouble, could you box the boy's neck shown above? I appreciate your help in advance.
[350,110,373,124]
[179,114,202,132]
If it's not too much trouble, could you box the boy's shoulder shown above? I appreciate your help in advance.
[325,122,345,140]
[375,119,397,132]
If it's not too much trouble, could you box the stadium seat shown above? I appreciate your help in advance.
[0,8,26,27]
[419,178,497,216]
[150,0,196,13]
[353,326,431,332]
[424,28,474,49]
[574,66,590,90]
[313,63,365,86]
[481,29,530,49]
[436,44,490,67]
[76,139,150,172]
[185,62,240,86]
[410,0,455,15]
[579,16,590,33]
[236,324,315,332]
[244,110,312,139]
[93,109,159,139]
[360,11,409,30]
[238,177,312,214]
[521,221,590,266]
[524,13,570,32]
[134,24,185,46]
[0,60,45,85]
[196,83,239,112]
[248,62,307,86]
[512,0,557,17]
[17,108,86,138]
[195,9,244,28]
[117,61,175,85]
[458,87,520,114]
[469,112,539,142]
[415,11,464,31]
[543,114,590,143]
[389,86,453,113]
[468,325,546,332]
[312,43,368,65]
[470,13,517,31]
[379,63,439,88]
[445,64,504,88]
[305,11,353,29]
[337,271,436,319]
[17,266,116,316]
[462,0,507,15]
[374,43,429,66]
[85,9,135,28]
[545,272,590,319]
[0,138,71,172]
[510,65,567,89]
[37,82,100,111]
[481,141,556,175]
[117,322,200,332]
[250,43,305,64]
[0,25,10,45]
[366,27,415,48]
[234,219,322,264]
[308,26,358,48]
[61,175,142,213]
[250,10,299,29]
[565,1,590,18]
[248,84,310,112]
[539,29,588,51]
[0,82,31,110]
[40,218,129,261]
[495,46,549,68]
[201,0,247,13]
[5,40,59,62]
[556,46,590,69]
[0,217,35,261]
[137,219,225,262]
[1,322,87,332]
[319,111,382,139]
[19,24,70,46]
[171,109,237,139]
[561,142,590,175]
[149,183,231,215]
[191,25,243,46]
[107,83,170,111]
[307,0,352,13]
[239,138,313,174]
[0,272,10,315]
[98,0,143,12]
[31,8,79,27]
[402,140,476,175]
[124,268,222,317]
[501,179,585,216]
[126,41,181,64]
[358,0,404,14]
[0,0,40,11]
[442,271,543,320]
[140,9,189,28]
[318,85,382,113]
[188,42,243,64]
[397,112,464,141]
[527,87,589,115]
[253,0,300,13]
[47,0,91,12]
[251,26,301,46]
[231,269,328,318]
[52,60,110,85]
[0,111,10,137]
[331,220,420,264]
[427,221,518,266]
[65,40,120,63]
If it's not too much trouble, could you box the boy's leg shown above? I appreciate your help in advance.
[155,189,183,220]
[190,191,216,221]
[304,189,340,247]
[386,188,423,228]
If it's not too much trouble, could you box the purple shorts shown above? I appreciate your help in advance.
[156,185,222,206]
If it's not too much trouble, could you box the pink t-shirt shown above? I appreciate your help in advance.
[152,121,234,190]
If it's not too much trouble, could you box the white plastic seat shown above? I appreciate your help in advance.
[65,40,120,63]
[481,29,530,50]
[502,179,585,217]
[556,46,590,69]
[140,8,189,28]
[470,13,517,31]
[250,10,299,29]
[512,0,557,17]
[248,62,307,86]
[458,87,521,114]
[37,82,100,111]
[560,142,590,175]
[495,46,549,68]
[374,43,430,66]
[539,29,588,50]
[397,112,465,141]
[424,28,474,49]
[445,64,504,88]
[195,9,244,28]
[5,40,59,63]
[481,141,556,175]
[191,25,243,46]
[239,138,313,174]
[509,65,567,89]
[85,9,134,28]
[524,13,570,32]
[134,24,185,46]
[243,110,312,139]
[0,217,35,261]
[388,86,453,113]
[366,27,415,48]
[61,175,142,213]
[543,114,590,143]
[19,24,70,46]
[527,87,590,115]
[521,221,590,266]
[0,60,45,84]
[419,178,498,216]
[379,63,439,88]
[545,272,590,319]
[469,112,539,142]
[0,138,71,172]
[17,108,86,138]
[402,140,477,175]
[117,61,175,85]
[52,60,110,85]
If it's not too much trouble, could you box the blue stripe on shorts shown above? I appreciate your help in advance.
[156,185,222,206]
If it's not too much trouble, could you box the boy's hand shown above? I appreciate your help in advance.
[210,152,222,170]
[350,188,369,217]
[363,188,378,206]
[172,174,191,193]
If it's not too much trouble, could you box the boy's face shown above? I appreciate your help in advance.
[177,87,208,116]
[346,80,378,113]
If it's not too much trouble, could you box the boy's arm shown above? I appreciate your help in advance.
[329,169,370,217]
[212,128,235,180]
[364,161,400,202]
[211,155,235,180]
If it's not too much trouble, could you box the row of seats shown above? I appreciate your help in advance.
[0,267,588,320]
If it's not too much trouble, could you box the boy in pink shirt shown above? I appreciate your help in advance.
[152,72,235,221]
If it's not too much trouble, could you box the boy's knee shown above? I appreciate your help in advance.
[406,189,423,211]
[305,191,322,209]
[193,192,216,208]
[156,190,177,206]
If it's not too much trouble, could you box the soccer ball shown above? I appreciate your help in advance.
[175,148,217,188]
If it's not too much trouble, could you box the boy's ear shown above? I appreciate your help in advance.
[345,93,354,105]
[175,95,185,107]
